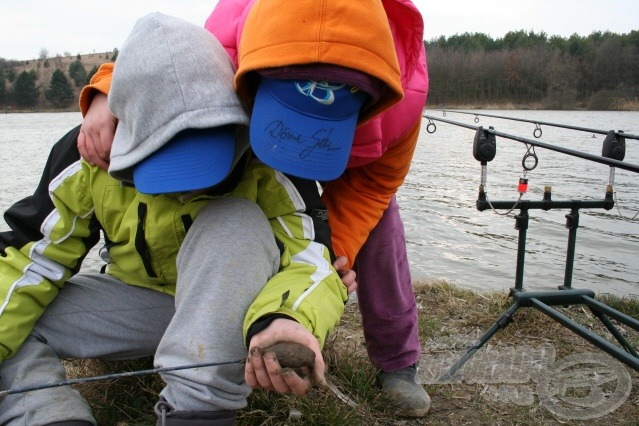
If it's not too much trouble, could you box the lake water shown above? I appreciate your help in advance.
[1,111,638,297]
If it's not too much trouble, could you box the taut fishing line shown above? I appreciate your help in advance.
[0,359,243,397]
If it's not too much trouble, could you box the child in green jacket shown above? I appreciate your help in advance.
[0,13,346,425]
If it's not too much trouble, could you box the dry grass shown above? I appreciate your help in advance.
[64,279,639,425]
[611,97,639,111]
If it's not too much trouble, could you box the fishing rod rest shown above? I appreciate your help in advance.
[432,112,639,379]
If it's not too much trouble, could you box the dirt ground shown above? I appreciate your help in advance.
[327,281,639,425]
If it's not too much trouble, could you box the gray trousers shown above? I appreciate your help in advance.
[0,197,280,425]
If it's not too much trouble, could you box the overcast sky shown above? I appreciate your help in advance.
[1,0,638,61]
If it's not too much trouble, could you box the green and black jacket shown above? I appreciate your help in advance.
[0,126,346,362]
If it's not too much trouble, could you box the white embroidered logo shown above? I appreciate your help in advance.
[295,81,345,105]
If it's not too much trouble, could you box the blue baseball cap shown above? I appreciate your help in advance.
[132,126,241,194]
[250,77,368,181]
[108,13,251,191]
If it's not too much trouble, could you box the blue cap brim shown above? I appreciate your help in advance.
[250,78,367,181]
[133,127,236,194]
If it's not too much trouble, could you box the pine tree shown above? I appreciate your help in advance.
[6,69,17,83]
[68,60,87,87]
[13,70,39,107]
[45,69,74,108]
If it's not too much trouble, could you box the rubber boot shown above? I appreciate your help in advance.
[377,364,431,417]
[154,398,236,426]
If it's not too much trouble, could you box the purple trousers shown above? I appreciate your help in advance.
[354,196,420,372]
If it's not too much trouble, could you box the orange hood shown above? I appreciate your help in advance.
[235,0,404,123]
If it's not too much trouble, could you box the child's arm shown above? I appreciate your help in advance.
[0,126,101,361]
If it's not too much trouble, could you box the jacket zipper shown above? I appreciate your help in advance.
[135,202,157,278]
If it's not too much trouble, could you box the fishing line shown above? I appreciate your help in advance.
[485,143,540,216]
[613,192,639,220]
[1,359,362,410]
[0,359,243,397]
[484,193,522,216]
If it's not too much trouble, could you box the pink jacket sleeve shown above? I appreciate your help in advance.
[204,0,256,67]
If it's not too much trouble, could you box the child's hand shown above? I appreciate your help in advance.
[246,318,325,396]
[78,92,117,170]
[334,256,357,294]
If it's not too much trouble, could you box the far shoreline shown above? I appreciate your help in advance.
[5,102,639,114]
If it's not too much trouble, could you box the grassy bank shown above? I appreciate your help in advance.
[63,280,638,425]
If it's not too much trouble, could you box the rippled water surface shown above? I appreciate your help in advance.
[1,111,638,295]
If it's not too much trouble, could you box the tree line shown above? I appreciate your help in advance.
[425,30,639,110]
[0,50,118,111]
[2,31,639,111]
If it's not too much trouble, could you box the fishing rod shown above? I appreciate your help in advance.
[422,114,639,174]
[436,109,639,141]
